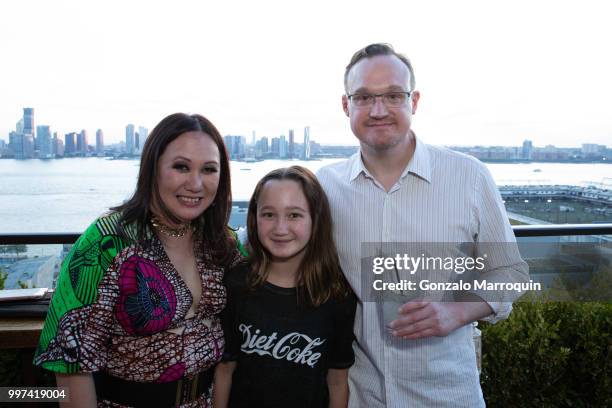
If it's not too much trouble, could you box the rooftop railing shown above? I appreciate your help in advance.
[2,223,612,245]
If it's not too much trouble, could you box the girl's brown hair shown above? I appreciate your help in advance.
[246,166,351,306]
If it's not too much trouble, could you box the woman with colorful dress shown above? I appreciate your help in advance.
[34,113,243,407]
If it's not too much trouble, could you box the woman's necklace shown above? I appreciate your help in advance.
[150,216,193,238]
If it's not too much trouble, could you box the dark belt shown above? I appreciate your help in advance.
[93,367,214,407]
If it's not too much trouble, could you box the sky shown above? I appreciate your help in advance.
[0,0,611,148]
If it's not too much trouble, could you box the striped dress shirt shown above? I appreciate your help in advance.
[317,136,529,408]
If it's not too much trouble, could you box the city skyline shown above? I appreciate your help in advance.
[0,1,611,148]
[2,107,151,159]
[2,105,611,162]
[2,106,611,156]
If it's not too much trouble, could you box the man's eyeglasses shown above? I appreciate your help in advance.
[347,91,411,107]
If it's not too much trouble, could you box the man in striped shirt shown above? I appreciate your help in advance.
[317,43,529,407]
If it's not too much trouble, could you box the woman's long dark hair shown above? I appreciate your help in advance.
[112,113,235,263]
[246,166,351,306]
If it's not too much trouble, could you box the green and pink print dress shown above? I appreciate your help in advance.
[34,212,241,407]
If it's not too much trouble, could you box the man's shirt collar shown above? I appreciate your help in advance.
[349,134,432,184]
[401,135,432,183]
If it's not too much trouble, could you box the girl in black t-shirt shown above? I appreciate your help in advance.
[214,166,356,408]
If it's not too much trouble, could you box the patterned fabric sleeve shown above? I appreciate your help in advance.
[33,213,131,374]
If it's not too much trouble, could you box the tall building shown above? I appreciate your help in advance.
[138,126,148,153]
[53,133,65,156]
[223,136,232,158]
[96,129,104,154]
[0,139,7,158]
[126,124,135,154]
[9,132,34,159]
[64,132,77,154]
[77,129,88,153]
[23,108,35,139]
[279,135,287,159]
[224,135,246,160]
[288,129,295,159]
[23,135,34,158]
[9,108,35,158]
[260,137,269,154]
[251,130,256,146]
[271,137,280,156]
[254,140,264,159]
[9,132,22,158]
[36,125,53,158]
[239,136,246,157]
[302,126,310,160]
[522,140,533,160]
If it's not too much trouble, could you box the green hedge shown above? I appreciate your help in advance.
[481,301,611,407]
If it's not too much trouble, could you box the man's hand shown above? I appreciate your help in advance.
[388,301,493,339]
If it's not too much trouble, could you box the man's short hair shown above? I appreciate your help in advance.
[344,43,415,93]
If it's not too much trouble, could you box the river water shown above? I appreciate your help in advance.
[0,157,609,233]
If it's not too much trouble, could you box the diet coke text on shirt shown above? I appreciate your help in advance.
[239,324,326,367]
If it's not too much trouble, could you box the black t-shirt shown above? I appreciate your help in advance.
[222,263,357,408]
